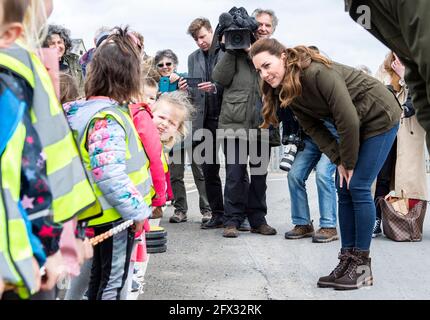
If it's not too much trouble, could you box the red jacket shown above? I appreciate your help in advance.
[129,103,172,207]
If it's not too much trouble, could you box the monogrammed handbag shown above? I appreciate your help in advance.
[378,196,427,242]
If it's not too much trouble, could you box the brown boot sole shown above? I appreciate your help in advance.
[223,232,239,238]
[285,232,314,240]
[251,229,277,235]
[334,277,374,290]
[312,235,339,243]
[201,223,224,230]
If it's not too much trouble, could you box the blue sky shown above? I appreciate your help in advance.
[49,0,389,75]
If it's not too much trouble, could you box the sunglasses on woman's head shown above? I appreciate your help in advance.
[157,62,173,68]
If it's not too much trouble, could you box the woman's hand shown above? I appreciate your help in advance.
[391,53,405,80]
[338,164,354,190]
[178,78,188,91]
[170,73,181,84]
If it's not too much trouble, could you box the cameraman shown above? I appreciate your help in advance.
[212,7,276,238]
[278,46,338,243]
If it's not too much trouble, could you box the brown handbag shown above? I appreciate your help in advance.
[378,196,427,242]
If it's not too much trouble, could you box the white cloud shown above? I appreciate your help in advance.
[49,0,389,75]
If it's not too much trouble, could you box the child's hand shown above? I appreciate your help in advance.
[83,238,94,260]
[75,238,94,266]
[170,73,180,83]
[152,206,164,219]
[133,220,145,233]
[32,257,42,293]
[40,251,65,291]
[0,277,4,298]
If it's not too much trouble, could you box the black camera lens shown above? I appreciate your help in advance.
[231,33,243,45]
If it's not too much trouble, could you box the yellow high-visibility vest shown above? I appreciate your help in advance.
[0,123,37,299]
[76,106,154,227]
[0,41,98,223]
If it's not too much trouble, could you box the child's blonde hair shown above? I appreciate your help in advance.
[141,57,160,82]
[142,76,158,91]
[22,0,48,50]
[152,91,194,146]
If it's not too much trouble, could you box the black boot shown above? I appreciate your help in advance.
[334,249,373,290]
[201,214,224,229]
[317,248,353,288]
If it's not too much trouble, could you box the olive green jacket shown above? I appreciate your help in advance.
[212,50,260,132]
[289,61,402,170]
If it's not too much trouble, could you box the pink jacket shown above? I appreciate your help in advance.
[129,103,171,207]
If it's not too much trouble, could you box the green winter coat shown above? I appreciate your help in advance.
[212,50,260,132]
[288,61,402,170]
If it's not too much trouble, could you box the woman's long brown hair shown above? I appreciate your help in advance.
[250,39,332,128]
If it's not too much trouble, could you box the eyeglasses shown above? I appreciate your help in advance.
[157,62,173,68]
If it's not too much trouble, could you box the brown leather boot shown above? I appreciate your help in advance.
[284,223,314,239]
[317,248,353,288]
[251,224,277,235]
[334,249,373,290]
[223,226,239,238]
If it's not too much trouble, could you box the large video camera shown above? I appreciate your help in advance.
[218,7,259,50]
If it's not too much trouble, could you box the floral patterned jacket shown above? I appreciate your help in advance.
[64,98,151,222]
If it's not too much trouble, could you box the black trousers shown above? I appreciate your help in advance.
[223,137,271,228]
[201,119,224,218]
[169,146,211,214]
[87,221,135,300]
[374,139,398,219]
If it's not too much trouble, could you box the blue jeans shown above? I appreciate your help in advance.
[288,137,337,228]
[337,125,399,251]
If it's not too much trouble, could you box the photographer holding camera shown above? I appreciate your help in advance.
[212,7,276,238]
[279,105,339,243]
